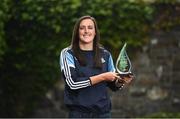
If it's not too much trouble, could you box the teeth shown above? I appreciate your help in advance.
[84,35,89,37]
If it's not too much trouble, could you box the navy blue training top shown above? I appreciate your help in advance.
[60,47,120,114]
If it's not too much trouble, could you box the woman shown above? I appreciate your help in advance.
[60,15,133,118]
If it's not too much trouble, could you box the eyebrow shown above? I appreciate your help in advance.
[79,25,94,27]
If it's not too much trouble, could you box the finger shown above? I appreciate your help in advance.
[124,77,132,83]
[115,75,122,80]
[117,78,125,83]
[112,78,116,82]
[129,75,135,80]
[115,72,119,75]
[114,73,121,77]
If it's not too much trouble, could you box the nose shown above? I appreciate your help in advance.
[84,27,88,33]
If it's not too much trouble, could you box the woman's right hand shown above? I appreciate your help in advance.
[90,72,120,85]
[101,72,120,82]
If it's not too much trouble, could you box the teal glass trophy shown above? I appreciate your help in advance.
[116,43,133,77]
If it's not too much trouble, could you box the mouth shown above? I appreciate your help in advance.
[83,34,90,38]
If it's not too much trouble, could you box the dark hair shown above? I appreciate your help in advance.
[71,15,102,68]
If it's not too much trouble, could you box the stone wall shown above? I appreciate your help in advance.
[32,29,180,118]
[111,29,180,117]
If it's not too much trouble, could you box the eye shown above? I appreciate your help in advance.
[88,26,94,29]
[79,26,85,30]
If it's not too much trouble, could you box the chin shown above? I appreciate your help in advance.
[82,39,93,43]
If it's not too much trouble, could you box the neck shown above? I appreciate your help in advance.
[79,42,93,51]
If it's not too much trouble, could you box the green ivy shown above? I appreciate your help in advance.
[0,0,179,117]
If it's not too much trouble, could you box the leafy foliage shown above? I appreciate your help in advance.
[0,0,11,64]
[0,0,179,117]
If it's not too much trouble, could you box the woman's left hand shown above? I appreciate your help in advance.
[122,74,134,84]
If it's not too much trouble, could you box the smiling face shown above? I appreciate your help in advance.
[71,16,102,68]
[78,19,96,47]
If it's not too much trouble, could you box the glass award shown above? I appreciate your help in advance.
[116,43,133,77]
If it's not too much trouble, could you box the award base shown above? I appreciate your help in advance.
[117,73,133,78]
